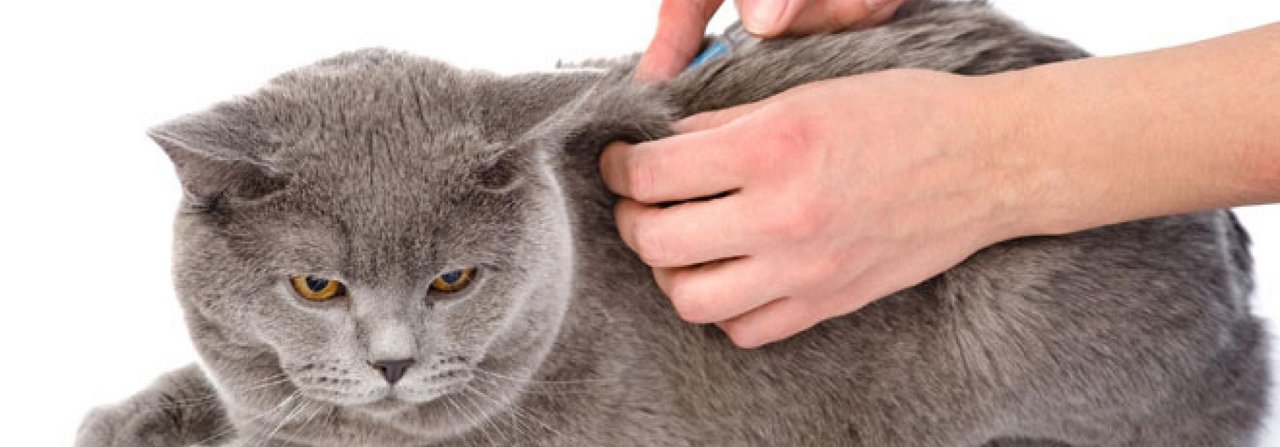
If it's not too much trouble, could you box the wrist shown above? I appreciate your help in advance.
[948,68,1069,244]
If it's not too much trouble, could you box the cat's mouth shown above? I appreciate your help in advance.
[356,395,411,414]
[347,379,472,417]
[284,356,479,409]
[343,367,475,411]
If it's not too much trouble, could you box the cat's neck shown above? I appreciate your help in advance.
[536,159,674,376]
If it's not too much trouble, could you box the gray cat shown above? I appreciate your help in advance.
[76,1,1269,446]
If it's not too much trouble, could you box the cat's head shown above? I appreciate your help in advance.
[151,49,665,430]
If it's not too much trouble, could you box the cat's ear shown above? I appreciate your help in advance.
[148,101,287,206]
[512,78,676,162]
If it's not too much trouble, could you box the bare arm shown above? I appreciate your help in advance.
[604,21,1280,347]
[987,23,1280,237]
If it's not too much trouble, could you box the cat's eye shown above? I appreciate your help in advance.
[430,268,476,293]
[289,275,346,301]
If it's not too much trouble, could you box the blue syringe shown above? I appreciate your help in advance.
[687,21,760,69]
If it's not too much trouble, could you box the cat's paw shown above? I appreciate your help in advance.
[75,402,193,447]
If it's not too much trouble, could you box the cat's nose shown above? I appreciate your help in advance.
[370,358,415,384]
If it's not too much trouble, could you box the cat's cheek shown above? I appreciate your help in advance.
[243,284,347,357]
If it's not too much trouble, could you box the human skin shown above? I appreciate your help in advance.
[634,0,908,82]
[605,2,1280,348]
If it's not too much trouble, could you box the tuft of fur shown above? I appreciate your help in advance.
[78,1,1267,446]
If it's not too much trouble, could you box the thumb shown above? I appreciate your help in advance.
[736,0,810,38]
[635,0,726,83]
[739,0,906,37]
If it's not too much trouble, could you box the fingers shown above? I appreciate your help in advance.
[635,0,727,83]
[600,129,752,204]
[635,0,908,82]
[855,0,905,28]
[601,99,768,204]
[821,249,942,317]
[784,0,874,35]
[716,297,820,348]
[713,259,926,349]
[737,0,907,37]
[614,196,754,268]
[735,0,809,37]
[652,256,785,324]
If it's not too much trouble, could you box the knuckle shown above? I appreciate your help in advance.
[740,138,779,176]
[624,150,661,202]
[826,1,872,29]
[667,279,713,323]
[768,112,817,155]
[601,142,631,190]
[739,105,822,177]
[615,203,641,245]
[743,112,812,172]
[672,297,710,324]
[632,217,676,265]
[721,323,765,349]
[785,205,821,238]
[806,256,845,288]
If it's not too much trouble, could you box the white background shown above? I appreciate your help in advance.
[1,1,1277,445]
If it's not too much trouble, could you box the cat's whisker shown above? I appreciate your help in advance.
[472,367,614,385]
[458,389,504,446]
[142,375,292,447]
[490,389,562,439]
[465,384,535,440]
[228,393,301,445]
[470,371,601,396]
[445,394,521,445]
[238,373,294,390]
[471,367,602,384]
[256,398,310,447]
[129,374,293,415]
[450,393,491,446]
[194,389,301,447]
[204,372,292,397]
[247,393,306,447]
[441,396,468,434]
[238,372,292,387]
[466,382,564,440]
[190,417,236,447]
[294,402,326,437]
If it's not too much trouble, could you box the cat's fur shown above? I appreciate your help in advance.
[77,1,1269,446]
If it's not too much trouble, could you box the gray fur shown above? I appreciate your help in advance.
[77,1,1268,446]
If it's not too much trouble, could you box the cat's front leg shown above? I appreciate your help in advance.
[76,364,231,447]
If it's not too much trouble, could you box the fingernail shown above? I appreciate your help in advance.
[743,0,789,35]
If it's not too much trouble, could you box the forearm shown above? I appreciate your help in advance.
[977,23,1280,236]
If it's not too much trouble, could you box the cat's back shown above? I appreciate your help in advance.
[552,1,1267,444]
[603,211,1263,446]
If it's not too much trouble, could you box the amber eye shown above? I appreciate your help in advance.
[289,275,345,301]
[430,268,476,293]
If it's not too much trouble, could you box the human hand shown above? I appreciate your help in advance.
[635,0,908,82]
[601,70,1036,348]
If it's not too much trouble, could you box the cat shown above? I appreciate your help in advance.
[76,1,1269,446]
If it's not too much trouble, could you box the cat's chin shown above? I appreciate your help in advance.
[352,396,417,416]
[344,386,468,417]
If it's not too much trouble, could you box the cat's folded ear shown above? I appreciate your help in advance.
[512,77,677,162]
[148,101,287,206]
